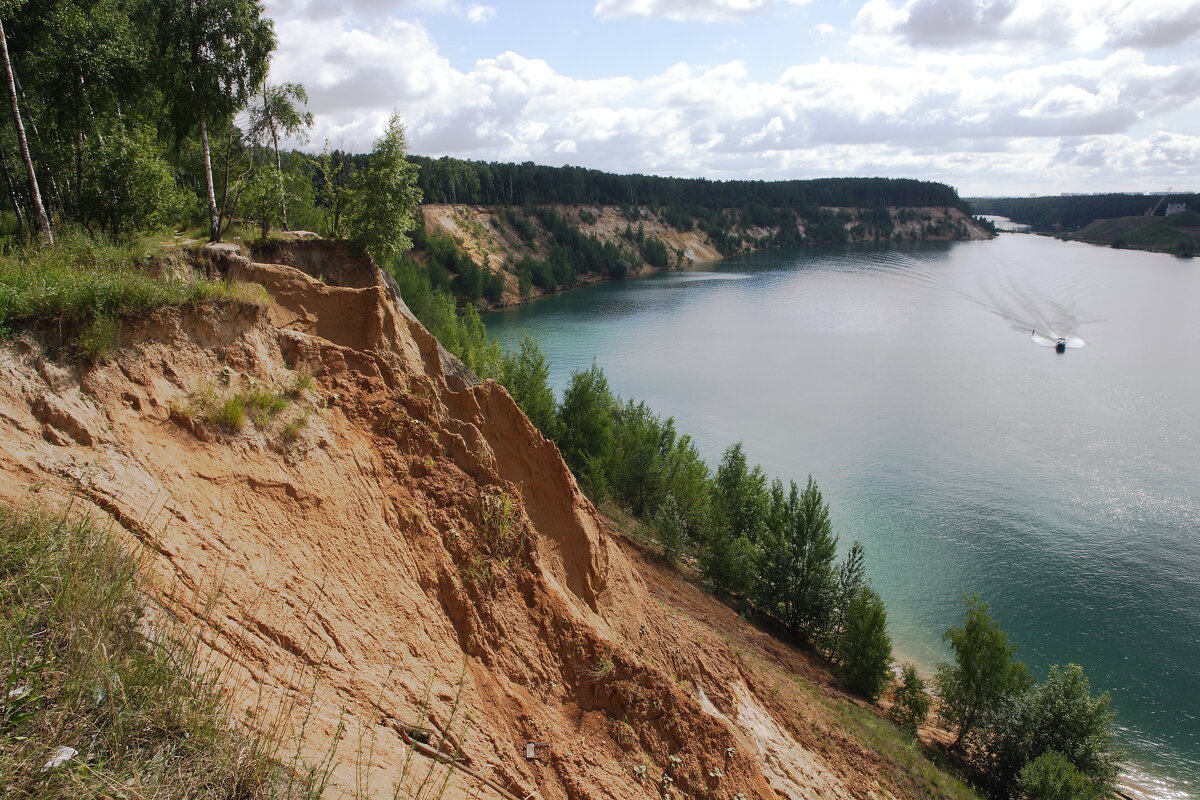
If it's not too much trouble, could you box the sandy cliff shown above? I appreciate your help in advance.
[423,204,991,307]
[0,241,950,799]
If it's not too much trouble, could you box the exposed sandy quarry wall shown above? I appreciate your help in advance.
[421,204,991,308]
[0,241,935,800]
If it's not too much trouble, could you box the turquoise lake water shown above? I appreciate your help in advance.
[484,232,1200,797]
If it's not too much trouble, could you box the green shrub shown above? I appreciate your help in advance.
[1016,750,1103,800]
[891,663,931,737]
[970,664,1118,800]
[835,587,892,700]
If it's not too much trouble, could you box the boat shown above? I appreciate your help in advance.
[1055,338,1067,353]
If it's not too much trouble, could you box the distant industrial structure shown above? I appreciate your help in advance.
[1164,202,1187,216]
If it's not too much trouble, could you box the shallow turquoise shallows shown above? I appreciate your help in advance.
[484,232,1200,798]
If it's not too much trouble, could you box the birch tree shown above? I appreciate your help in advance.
[157,0,273,241]
[0,3,51,243]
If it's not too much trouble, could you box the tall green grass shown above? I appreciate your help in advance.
[0,230,245,358]
[0,504,329,798]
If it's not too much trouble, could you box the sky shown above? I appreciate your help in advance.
[261,0,1200,197]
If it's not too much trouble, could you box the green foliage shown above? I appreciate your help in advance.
[608,400,671,516]
[969,193,1199,231]
[1016,750,1103,800]
[824,541,866,657]
[969,665,1117,800]
[702,531,758,599]
[557,363,615,499]
[386,255,501,380]
[240,164,286,238]
[789,477,839,638]
[347,113,423,267]
[657,434,713,546]
[638,234,669,267]
[713,443,767,545]
[209,394,248,431]
[935,595,1032,750]
[80,124,190,236]
[0,505,329,797]
[891,663,931,737]
[423,231,502,303]
[835,586,892,700]
[705,443,766,595]
[200,387,289,433]
[652,493,687,563]
[411,155,969,211]
[500,333,561,439]
[155,0,275,129]
[76,313,121,361]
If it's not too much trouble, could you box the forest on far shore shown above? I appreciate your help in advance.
[969,193,1200,231]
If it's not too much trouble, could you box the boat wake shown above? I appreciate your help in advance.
[879,252,1091,350]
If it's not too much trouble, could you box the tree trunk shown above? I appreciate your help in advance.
[0,145,26,234]
[271,125,287,231]
[0,19,51,244]
[198,101,220,242]
[74,78,85,218]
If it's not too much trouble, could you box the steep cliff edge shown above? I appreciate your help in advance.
[0,242,967,799]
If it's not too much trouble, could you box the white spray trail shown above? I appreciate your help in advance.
[880,252,1090,349]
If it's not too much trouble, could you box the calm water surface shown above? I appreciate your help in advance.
[484,233,1200,797]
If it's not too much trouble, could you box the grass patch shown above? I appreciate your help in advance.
[810,679,982,800]
[281,414,310,444]
[0,503,329,798]
[475,491,522,566]
[585,653,615,681]
[209,395,249,432]
[285,370,315,399]
[0,230,254,357]
[201,388,290,434]
[243,388,289,427]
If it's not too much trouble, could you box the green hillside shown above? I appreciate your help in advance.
[1065,211,1199,256]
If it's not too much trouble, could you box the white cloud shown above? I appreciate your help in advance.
[593,0,809,22]
[265,0,452,21]
[262,1,1200,193]
[466,4,494,23]
[853,0,1200,52]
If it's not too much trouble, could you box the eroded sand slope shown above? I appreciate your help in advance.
[0,242,929,799]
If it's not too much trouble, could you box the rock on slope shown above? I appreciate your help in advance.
[0,241,929,799]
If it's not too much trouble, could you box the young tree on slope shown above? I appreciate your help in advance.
[835,586,892,701]
[891,663,931,737]
[935,594,1032,751]
[788,475,839,640]
[501,332,561,441]
[248,81,311,230]
[156,0,274,242]
[347,112,422,267]
[557,362,615,500]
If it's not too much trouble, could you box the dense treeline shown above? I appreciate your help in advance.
[412,154,969,213]
[970,193,1200,231]
[3,0,277,242]
[0,0,423,259]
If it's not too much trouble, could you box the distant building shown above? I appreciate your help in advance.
[1164,202,1187,216]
